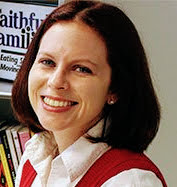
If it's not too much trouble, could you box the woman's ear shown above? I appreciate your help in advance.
[107,93,118,105]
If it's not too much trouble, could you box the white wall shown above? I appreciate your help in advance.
[103,1,177,186]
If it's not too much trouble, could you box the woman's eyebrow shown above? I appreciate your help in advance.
[36,51,55,59]
[37,52,98,67]
[72,58,98,67]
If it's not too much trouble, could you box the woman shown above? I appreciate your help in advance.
[12,1,167,186]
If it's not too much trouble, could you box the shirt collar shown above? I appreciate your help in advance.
[24,119,109,183]
[55,119,109,182]
[24,131,58,184]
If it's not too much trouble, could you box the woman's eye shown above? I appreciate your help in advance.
[40,59,55,67]
[73,65,92,74]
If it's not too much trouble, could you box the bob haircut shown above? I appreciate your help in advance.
[12,0,160,153]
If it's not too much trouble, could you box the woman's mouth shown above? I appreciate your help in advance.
[42,96,78,108]
[44,97,71,107]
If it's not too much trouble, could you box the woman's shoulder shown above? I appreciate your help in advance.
[26,131,54,146]
[23,131,57,160]
[15,131,57,186]
[77,148,166,187]
[101,169,163,187]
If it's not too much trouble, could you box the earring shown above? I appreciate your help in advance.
[108,100,115,105]
[107,94,118,105]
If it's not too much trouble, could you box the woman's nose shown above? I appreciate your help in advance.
[47,67,69,90]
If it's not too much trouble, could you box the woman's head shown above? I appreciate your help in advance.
[12,0,160,152]
[28,20,113,136]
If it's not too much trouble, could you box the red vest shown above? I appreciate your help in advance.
[19,148,167,187]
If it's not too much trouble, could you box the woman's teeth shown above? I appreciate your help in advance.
[43,97,72,107]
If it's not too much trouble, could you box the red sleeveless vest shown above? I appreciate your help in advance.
[19,148,167,187]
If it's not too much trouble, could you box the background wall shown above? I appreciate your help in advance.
[103,0,176,186]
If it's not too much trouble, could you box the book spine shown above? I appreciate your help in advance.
[0,158,8,187]
[6,127,19,174]
[0,139,13,187]
[1,131,16,185]
[12,129,22,163]
[18,130,30,153]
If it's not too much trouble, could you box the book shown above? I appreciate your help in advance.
[18,126,31,153]
[6,126,19,174]
[0,136,13,187]
[11,125,23,163]
[0,158,8,187]
[0,125,16,185]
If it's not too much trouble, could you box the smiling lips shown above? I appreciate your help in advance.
[43,96,78,107]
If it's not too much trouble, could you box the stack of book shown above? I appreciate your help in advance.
[0,120,33,187]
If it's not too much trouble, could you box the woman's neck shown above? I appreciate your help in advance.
[52,126,87,153]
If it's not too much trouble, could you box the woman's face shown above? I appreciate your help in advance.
[28,21,112,135]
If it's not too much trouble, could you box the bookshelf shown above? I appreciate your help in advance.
[0,81,14,186]
[0,79,33,186]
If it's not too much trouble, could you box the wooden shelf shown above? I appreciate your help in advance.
[0,81,13,99]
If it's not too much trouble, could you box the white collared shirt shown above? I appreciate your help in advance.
[15,120,163,187]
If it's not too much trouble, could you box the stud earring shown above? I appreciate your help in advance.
[107,94,118,105]
[108,100,115,105]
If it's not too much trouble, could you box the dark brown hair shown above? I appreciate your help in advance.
[12,0,160,152]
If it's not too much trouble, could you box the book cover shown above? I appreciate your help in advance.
[6,126,19,174]
[0,125,16,185]
[18,126,31,153]
[0,158,8,187]
[11,125,23,163]
[0,137,13,187]
[0,1,55,81]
